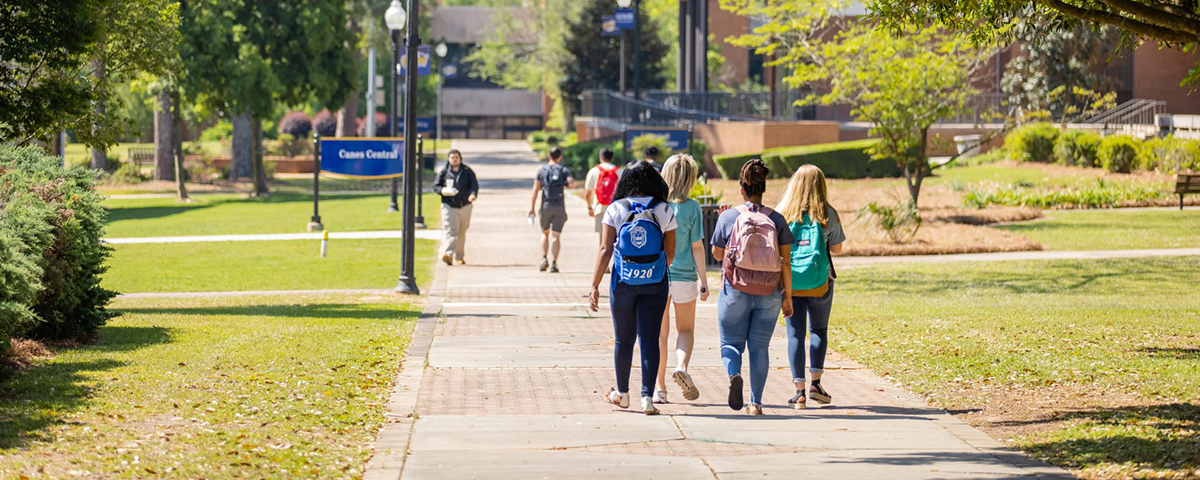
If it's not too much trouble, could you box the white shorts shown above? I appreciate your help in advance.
[669,280,700,303]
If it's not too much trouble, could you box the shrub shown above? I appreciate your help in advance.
[1141,135,1200,174]
[266,134,312,158]
[962,178,1166,209]
[630,133,671,161]
[0,212,44,359]
[561,140,622,179]
[761,153,792,179]
[713,152,759,180]
[200,120,233,142]
[357,112,390,137]
[106,160,148,184]
[1054,130,1101,167]
[1005,123,1060,163]
[313,111,337,137]
[279,111,312,138]
[0,145,116,342]
[856,198,922,242]
[715,139,899,180]
[688,138,709,164]
[1098,135,1140,173]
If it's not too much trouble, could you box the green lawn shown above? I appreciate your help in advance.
[104,192,442,238]
[835,257,1200,479]
[104,238,436,293]
[0,294,418,479]
[996,209,1200,250]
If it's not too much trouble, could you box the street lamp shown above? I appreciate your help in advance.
[393,0,422,294]
[386,0,405,213]
[616,0,641,98]
[616,0,630,94]
[435,42,447,148]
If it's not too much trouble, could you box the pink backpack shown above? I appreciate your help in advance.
[723,204,782,296]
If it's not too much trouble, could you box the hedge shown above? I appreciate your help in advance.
[1006,123,1060,163]
[561,139,623,179]
[714,139,900,180]
[0,145,115,352]
[1098,135,1141,173]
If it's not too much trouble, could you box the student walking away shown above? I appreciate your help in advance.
[588,161,677,415]
[433,149,479,265]
[529,147,576,273]
[585,148,621,244]
[653,154,709,404]
[775,164,844,409]
[709,159,794,415]
[642,145,664,172]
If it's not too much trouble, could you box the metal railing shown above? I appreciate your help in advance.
[641,90,817,121]
[581,91,762,126]
[1080,98,1167,127]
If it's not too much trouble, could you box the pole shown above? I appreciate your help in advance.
[619,32,627,94]
[632,0,641,99]
[367,44,377,137]
[695,0,708,92]
[436,70,443,145]
[677,0,688,91]
[395,0,421,295]
[389,30,401,213]
[309,133,323,231]
[415,133,426,228]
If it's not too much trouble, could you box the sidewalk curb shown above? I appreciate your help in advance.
[362,260,448,480]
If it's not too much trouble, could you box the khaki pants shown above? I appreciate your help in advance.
[441,203,473,260]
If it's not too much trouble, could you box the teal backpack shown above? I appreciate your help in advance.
[789,213,830,290]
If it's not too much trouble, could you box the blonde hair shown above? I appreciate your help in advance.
[776,164,831,227]
[661,153,698,203]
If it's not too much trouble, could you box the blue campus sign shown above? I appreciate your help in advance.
[614,8,635,29]
[395,116,436,135]
[319,138,404,179]
[625,127,691,152]
[602,15,620,36]
[399,46,432,76]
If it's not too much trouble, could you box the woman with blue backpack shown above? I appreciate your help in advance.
[710,159,794,415]
[588,161,677,415]
[775,164,845,409]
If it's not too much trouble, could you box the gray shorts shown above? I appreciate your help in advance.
[539,203,568,232]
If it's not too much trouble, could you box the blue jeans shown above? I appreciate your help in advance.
[785,280,834,383]
[610,277,669,398]
[717,282,781,406]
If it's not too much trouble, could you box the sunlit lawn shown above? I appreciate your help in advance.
[103,192,442,238]
[996,209,1200,250]
[0,294,418,479]
[835,256,1200,479]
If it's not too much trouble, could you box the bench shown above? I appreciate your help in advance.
[1177,173,1200,209]
[128,147,156,167]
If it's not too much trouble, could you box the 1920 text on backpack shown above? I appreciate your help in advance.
[723,204,781,296]
[614,199,667,285]
[594,165,619,206]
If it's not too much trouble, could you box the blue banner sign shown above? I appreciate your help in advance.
[399,46,432,76]
[625,127,691,152]
[395,116,436,135]
[602,15,620,36]
[614,8,635,29]
[320,138,404,179]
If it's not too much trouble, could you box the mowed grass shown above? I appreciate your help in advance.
[834,257,1200,478]
[103,192,443,238]
[0,294,418,479]
[103,238,436,293]
[996,209,1200,250]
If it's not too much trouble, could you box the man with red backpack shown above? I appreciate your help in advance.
[585,148,621,245]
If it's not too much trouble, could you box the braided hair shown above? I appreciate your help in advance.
[739,158,770,198]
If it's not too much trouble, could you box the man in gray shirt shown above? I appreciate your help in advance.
[529,147,577,273]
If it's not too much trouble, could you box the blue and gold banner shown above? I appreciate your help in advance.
[319,138,404,179]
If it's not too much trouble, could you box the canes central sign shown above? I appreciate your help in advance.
[319,138,404,179]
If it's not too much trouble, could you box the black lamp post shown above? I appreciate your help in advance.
[386,0,420,294]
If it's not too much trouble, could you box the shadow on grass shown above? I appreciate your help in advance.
[0,326,172,449]
[1140,347,1200,360]
[104,193,382,225]
[117,303,420,321]
[1020,403,1200,473]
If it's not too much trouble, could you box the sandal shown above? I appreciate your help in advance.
[603,388,629,409]
[788,392,807,410]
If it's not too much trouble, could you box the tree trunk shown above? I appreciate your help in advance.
[154,89,174,181]
[231,110,253,180]
[250,117,269,197]
[90,61,108,171]
[171,90,189,201]
[906,127,931,207]
[336,18,362,137]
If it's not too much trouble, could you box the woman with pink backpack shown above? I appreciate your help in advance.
[709,159,794,415]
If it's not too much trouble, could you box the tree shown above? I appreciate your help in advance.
[179,0,358,196]
[722,0,999,206]
[0,0,179,149]
[869,0,1200,85]
[559,0,672,113]
[1002,20,1122,119]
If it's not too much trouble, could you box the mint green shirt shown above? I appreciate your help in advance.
[667,199,704,282]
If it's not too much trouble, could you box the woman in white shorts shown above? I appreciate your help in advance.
[653,154,710,403]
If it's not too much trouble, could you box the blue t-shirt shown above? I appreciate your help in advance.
[710,203,796,249]
[667,199,704,282]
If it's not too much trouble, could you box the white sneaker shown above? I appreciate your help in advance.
[605,389,630,409]
[641,396,660,415]
[652,389,668,404]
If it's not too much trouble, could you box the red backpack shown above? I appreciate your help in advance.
[595,164,619,205]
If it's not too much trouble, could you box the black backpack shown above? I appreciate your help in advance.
[540,164,567,203]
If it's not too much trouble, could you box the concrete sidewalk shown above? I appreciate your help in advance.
[364,139,1072,480]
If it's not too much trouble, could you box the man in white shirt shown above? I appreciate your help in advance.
[584,148,621,246]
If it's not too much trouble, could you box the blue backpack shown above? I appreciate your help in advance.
[614,199,667,285]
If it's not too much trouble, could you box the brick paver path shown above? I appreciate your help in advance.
[364,140,1073,480]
